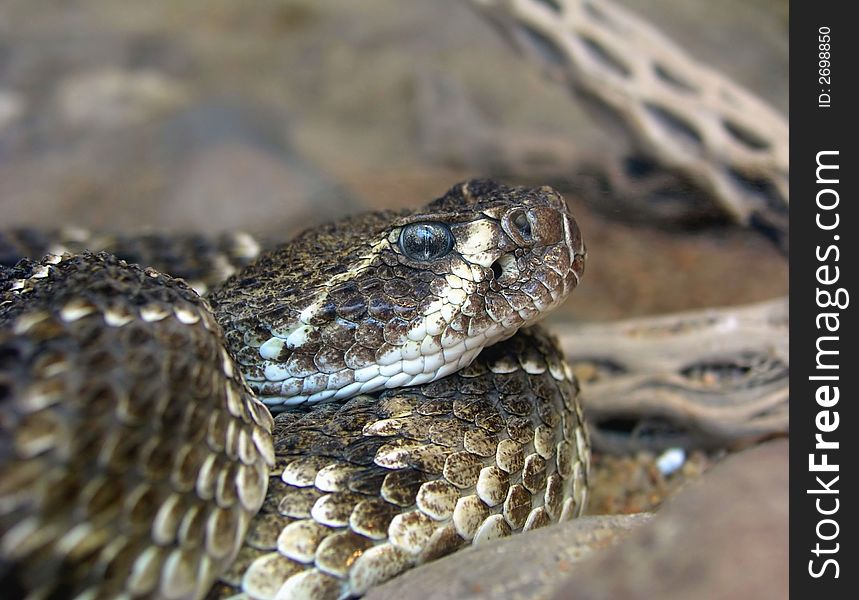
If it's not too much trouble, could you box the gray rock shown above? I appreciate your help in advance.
[365,514,652,600]
[55,68,189,129]
[551,440,788,600]
[0,89,24,131]
[157,103,357,235]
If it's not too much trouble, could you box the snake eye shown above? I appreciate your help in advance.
[399,222,455,261]
[511,211,532,241]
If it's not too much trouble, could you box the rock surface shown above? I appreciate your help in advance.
[553,440,788,600]
[365,514,653,600]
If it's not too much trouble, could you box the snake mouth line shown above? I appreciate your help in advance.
[563,213,585,284]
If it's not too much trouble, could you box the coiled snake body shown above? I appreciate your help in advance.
[0,180,589,599]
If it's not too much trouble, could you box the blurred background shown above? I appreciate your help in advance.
[0,0,787,322]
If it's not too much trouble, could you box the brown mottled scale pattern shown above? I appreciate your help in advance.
[0,253,274,599]
[209,179,585,407]
[1,179,589,600]
[0,229,263,295]
[203,325,588,600]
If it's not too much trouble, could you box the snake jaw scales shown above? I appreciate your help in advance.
[0,180,589,600]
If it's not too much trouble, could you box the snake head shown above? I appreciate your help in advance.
[213,179,584,407]
[414,178,585,302]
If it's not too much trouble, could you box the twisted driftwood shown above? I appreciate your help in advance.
[557,297,788,453]
[469,0,788,250]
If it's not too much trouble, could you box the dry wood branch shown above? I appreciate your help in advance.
[470,0,788,249]
[416,70,728,227]
[554,297,788,453]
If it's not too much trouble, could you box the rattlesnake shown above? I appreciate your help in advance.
[0,179,589,599]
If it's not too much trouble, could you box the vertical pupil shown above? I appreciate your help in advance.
[419,225,434,258]
[401,222,452,261]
